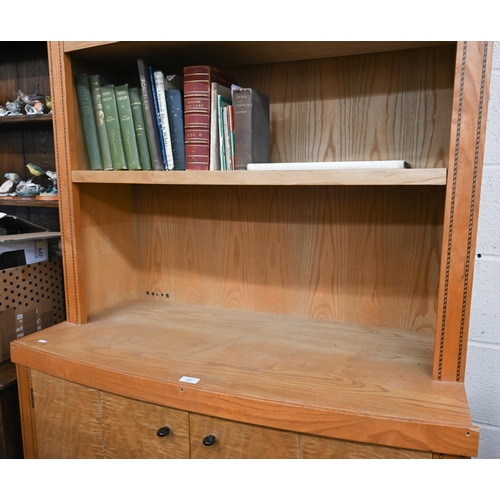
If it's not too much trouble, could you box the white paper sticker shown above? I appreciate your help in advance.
[179,376,200,384]
[37,339,48,343]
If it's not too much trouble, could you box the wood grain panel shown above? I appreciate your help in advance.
[47,41,87,324]
[79,183,137,316]
[71,168,447,186]
[61,42,453,78]
[31,369,104,458]
[434,42,493,381]
[230,45,454,168]
[135,184,444,331]
[15,365,37,458]
[300,434,432,458]
[100,392,189,458]
[190,414,298,458]
[10,301,479,456]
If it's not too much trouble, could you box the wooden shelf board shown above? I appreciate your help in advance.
[11,299,477,456]
[0,197,58,208]
[0,114,52,125]
[71,168,447,186]
[62,41,454,72]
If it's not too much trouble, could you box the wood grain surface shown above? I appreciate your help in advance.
[11,300,478,456]
[434,42,493,381]
[71,168,447,186]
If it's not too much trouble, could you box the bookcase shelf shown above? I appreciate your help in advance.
[0,114,52,126]
[0,196,58,208]
[71,168,447,186]
[11,299,477,457]
[10,41,492,459]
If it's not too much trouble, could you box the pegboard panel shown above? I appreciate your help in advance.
[0,257,65,325]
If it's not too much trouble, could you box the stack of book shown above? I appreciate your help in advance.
[75,63,272,172]
[75,64,184,171]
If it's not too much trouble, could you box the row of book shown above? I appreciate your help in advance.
[75,63,270,172]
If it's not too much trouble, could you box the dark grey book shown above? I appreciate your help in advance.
[232,87,270,170]
[166,89,186,170]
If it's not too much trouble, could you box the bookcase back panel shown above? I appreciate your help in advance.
[228,45,455,168]
[134,184,444,332]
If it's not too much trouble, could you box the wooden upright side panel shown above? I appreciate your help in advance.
[15,365,38,459]
[434,42,493,381]
[47,41,87,324]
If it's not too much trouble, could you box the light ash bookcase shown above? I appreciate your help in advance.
[11,41,492,458]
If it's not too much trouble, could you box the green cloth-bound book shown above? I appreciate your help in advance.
[74,74,104,170]
[100,85,127,170]
[115,84,142,170]
[129,86,152,170]
[89,74,113,171]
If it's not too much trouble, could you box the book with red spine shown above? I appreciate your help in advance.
[183,65,237,170]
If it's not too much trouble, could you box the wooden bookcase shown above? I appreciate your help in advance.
[10,41,492,459]
[0,42,59,230]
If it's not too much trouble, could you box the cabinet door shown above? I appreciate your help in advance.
[31,369,104,458]
[299,434,432,459]
[31,370,189,458]
[100,392,189,459]
[190,414,298,459]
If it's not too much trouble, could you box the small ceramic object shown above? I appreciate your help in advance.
[0,179,17,195]
[33,100,45,113]
[26,163,46,176]
[6,101,21,115]
[15,180,41,197]
[4,172,22,184]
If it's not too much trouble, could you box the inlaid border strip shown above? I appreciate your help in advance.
[437,42,467,380]
[456,41,489,381]
[48,42,80,324]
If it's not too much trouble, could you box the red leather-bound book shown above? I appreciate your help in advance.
[183,65,237,170]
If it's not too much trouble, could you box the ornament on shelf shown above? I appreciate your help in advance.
[1,84,51,116]
[5,101,21,115]
[24,163,57,195]
[0,173,22,196]
[15,180,42,197]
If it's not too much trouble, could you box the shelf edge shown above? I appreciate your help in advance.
[71,168,447,186]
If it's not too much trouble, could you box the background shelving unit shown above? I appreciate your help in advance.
[0,41,59,229]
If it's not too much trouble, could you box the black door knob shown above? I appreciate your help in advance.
[203,434,216,446]
[157,426,170,437]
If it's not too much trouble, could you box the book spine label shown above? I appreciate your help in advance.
[183,66,236,170]
[89,75,113,170]
[115,84,142,170]
[74,74,104,170]
[154,71,175,170]
[130,87,153,170]
[137,59,164,171]
[100,85,127,170]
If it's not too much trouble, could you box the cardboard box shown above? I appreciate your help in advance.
[0,257,66,362]
[0,213,60,270]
